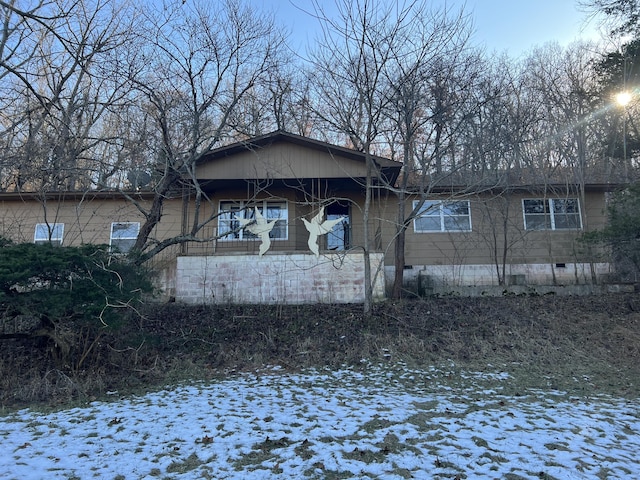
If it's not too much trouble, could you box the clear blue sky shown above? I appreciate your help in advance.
[253,0,603,57]
[460,0,602,55]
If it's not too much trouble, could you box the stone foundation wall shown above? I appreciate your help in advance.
[176,252,384,304]
[386,262,613,295]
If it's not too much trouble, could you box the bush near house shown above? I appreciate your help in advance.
[581,183,640,281]
[0,238,153,369]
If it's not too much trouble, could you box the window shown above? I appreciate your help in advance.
[523,198,582,230]
[219,200,288,240]
[34,223,64,246]
[110,222,140,253]
[413,200,471,232]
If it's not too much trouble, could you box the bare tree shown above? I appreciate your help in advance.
[310,0,508,304]
[0,0,68,189]
[228,59,316,137]
[124,0,287,263]
[309,0,418,313]
[382,4,475,298]
[460,42,612,285]
[579,0,640,36]
[0,0,137,192]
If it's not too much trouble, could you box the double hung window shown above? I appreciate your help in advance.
[413,200,471,232]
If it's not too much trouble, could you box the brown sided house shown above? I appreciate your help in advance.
[0,131,615,303]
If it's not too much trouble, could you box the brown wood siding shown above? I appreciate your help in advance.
[196,143,369,180]
[392,191,609,267]
[180,189,370,256]
[0,197,151,246]
[0,189,610,270]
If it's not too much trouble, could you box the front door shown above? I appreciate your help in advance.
[325,202,350,251]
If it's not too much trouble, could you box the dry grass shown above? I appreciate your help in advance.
[2,292,640,409]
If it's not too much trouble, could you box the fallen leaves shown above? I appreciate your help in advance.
[195,435,213,445]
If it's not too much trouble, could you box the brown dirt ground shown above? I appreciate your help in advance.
[2,292,639,408]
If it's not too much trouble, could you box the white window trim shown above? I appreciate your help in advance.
[218,200,288,241]
[34,223,64,245]
[412,200,472,233]
[110,222,140,253]
[522,198,583,231]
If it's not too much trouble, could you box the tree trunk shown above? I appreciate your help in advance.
[362,153,373,315]
[392,189,407,298]
[131,167,180,264]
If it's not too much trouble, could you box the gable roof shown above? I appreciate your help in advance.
[196,130,402,186]
[200,131,398,165]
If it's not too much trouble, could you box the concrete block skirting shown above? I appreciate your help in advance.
[176,252,385,304]
[385,262,613,295]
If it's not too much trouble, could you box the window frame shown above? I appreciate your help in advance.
[34,223,64,246]
[412,200,472,233]
[522,198,583,231]
[218,200,288,241]
[110,222,140,253]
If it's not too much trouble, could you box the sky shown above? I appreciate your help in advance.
[2,365,639,478]
[459,0,603,55]
[256,0,605,58]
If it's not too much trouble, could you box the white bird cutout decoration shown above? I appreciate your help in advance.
[302,206,346,257]
[235,207,276,256]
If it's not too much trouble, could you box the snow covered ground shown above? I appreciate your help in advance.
[1,364,639,479]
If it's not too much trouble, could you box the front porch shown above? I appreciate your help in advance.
[175,252,385,304]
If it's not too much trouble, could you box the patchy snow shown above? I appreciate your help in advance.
[1,364,639,479]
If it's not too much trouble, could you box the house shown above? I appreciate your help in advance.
[0,131,615,304]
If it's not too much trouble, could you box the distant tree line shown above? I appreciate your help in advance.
[1,1,636,190]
